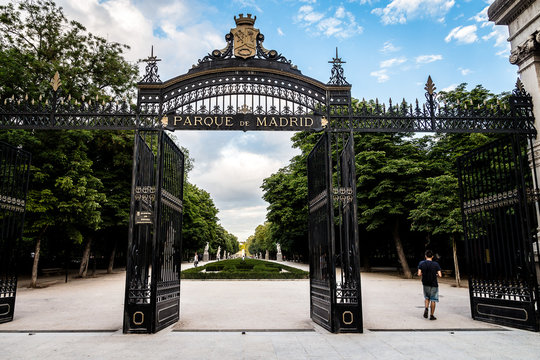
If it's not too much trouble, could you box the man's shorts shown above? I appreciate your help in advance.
[423,285,439,302]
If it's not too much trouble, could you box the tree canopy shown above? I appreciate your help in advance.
[0,1,238,282]
[260,83,506,275]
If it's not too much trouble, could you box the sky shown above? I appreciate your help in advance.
[10,0,518,242]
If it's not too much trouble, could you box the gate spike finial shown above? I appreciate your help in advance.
[424,75,436,95]
[50,71,61,92]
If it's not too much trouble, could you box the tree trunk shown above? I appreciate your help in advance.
[78,236,92,278]
[393,219,412,279]
[29,236,42,288]
[452,235,461,288]
[425,233,431,248]
[107,239,117,274]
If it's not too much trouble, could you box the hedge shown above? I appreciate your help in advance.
[181,258,308,279]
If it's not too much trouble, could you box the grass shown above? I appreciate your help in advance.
[181,258,309,279]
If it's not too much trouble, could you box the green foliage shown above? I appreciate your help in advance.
[181,182,239,259]
[181,258,308,279]
[0,0,138,98]
[354,133,430,231]
[409,175,463,236]
[259,83,510,270]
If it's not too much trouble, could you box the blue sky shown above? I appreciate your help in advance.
[17,0,516,242]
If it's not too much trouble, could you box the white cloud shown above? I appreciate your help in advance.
[372,0,455,25]
[277,27,284,36]
[295,4,363,39]
[183,132,299,242]
[57,0,224,81]
[380,41,400,53]
[370,69,390,82]
[445,25,478,44]
[470,4,510,56]
[459,67,472,75]
[380,57,407,68]
[415,54,443,64]
[233,0,263,13]
[296,5,325,24]
[470,5,489,25]
[442,84,458,92]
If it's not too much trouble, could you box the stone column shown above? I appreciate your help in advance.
[265,250,269,260]
[276,243,283,262]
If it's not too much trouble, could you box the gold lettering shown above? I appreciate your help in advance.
[269,117,278,127]
[225,117,233,126]
[279,117,288,127]
[204,117,213,126]
[194,117,203,126]
[305,117,313,127]
[257,117,267,127]
[184,116,192,126]
[174,116,183,125]
[290,117,298,127]
[215,116,223,127]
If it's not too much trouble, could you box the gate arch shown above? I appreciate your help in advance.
[0,12,538,335]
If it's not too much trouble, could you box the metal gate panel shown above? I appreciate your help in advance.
[334,134,363,333]
[308,132,335,332]
[458,134,540,331]
[153,133,184,332]
[124,131,157,333]
[124,131,185,334]
[0,142,30,324]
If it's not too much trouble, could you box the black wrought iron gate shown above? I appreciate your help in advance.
[0,142,30,324]
[308,132,362,333]
[123,131,184,333]
[334,133,362,332]
[308,132,335,331]
[458,134,540,331]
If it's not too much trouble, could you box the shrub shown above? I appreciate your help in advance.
[181,258,308,279]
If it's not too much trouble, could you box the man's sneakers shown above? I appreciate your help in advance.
[423,308,437,320]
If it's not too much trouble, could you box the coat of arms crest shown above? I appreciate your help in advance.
[231,14,259,59]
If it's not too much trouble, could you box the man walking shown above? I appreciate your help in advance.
[417,250,442,320]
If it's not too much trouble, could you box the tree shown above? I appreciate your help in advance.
[246,222,273,256]
[0,0,137,285]
[354,133,430,278]
[181,182,219,259]
[0,0,137,98]
[409,175,463,286]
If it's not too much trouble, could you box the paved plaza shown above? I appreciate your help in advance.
[1,261,540,359]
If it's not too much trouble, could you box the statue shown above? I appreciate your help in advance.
[276,243,281,254]
[217,245,221,260]
[276,243,283,262]
[203,242,210,262]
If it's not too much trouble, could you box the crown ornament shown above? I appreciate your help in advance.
[234,13,256,26]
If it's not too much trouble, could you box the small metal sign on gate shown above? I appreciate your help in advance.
[135,211,153,225]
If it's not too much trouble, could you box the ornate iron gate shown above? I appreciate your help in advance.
[334,133,362,332]
[308,132,335,331]
[458,134,540,331]
[0,142,30,324]
[308,132,363,333]
[123,131,184,333]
